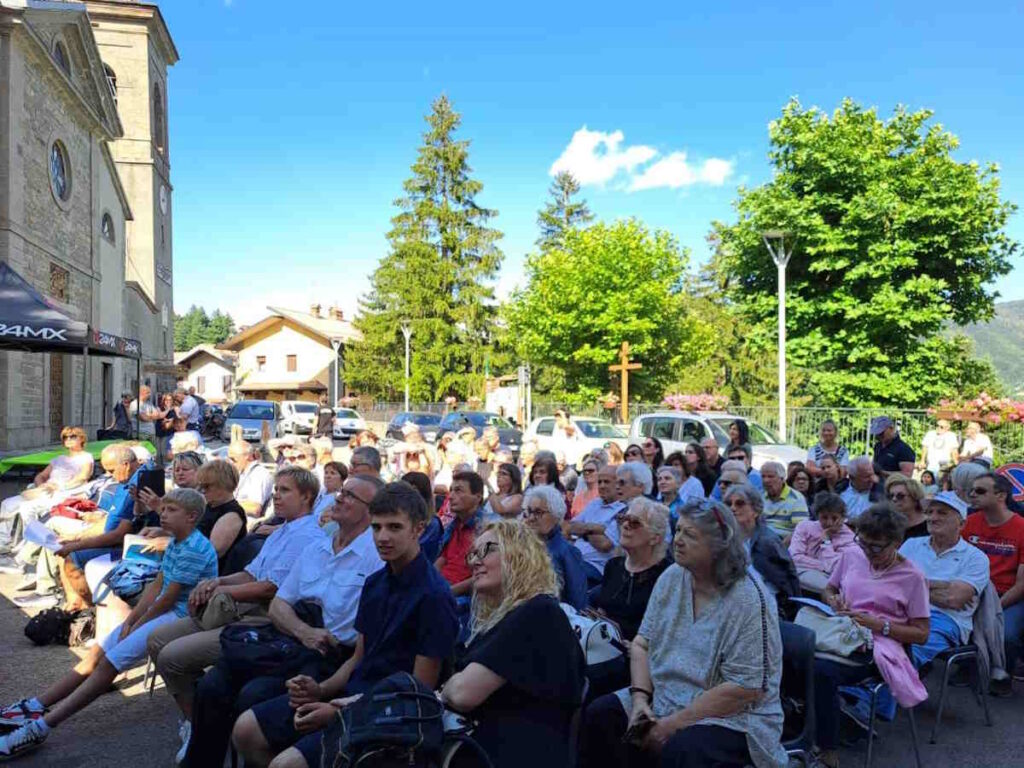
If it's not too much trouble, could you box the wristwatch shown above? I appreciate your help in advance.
[882,620,891,637]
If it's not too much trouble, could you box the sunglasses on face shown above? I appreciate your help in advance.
[718,479,734,488]
[855,535,892,556]
[615,513,645,530]
[969,487,990,496]
[887,492,907,502]
[465,540,500,566]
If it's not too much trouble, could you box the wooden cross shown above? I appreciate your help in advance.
[608,341,641,425]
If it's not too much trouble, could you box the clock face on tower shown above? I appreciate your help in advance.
[159,185,168,215]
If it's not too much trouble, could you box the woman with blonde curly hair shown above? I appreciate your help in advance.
[441,519,586,768]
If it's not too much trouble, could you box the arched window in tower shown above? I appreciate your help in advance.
[103,64,117,107]
[153,83,165,153]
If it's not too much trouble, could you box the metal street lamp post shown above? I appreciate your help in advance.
[400,323,412,412]
[762,230,793,442]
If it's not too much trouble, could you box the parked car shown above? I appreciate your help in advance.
[279,400,318,435]
[385,412,443,442]
[629,411,805,469]
[332,408,367,440]
[525,416,628,466]
[437,411,522,455]
[221,400,283,443]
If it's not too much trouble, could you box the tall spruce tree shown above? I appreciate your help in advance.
[348,95,504,400]
[536,171,593,250]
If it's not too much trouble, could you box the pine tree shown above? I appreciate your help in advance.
[536,171,593,250]
[347,95,504,400]
[184,307,210,351]
[204,310,236,345]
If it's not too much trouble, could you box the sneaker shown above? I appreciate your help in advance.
[175,720,191,765]
[0,721,46,759]
[0,557,25,575]
[13,577,36,592]
[0,701,44,730]
[12,593,59,610]
[989,675,1013,697]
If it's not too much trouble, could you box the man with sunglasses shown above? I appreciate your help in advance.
[963,473,1024,693]
[710,448,763,500]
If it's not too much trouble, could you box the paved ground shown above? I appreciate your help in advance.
[2,545,1024,766]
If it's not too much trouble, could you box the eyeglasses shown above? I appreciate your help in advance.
[465,541,500,566]
[336,488,372,506]
[855,535,892,556]
[718,479,734,488]
[887,492,907,502]
[615,513,645,530]
[969,487,989,496]
[522,506,549,518]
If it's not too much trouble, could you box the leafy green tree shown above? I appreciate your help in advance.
[506,219,706,401]
[537,171,593,251]
[173,306,235,351]
[348,95,504,400]
[204,310,236,346]
[712,98,1017,407]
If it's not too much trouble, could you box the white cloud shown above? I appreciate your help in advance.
[549,127,657,186]
[550,127,733,192]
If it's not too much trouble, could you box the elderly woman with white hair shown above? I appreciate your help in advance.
[723,484,800,613]
[581,499,787,768]
[522,484,588,609]
[616,461,653,504]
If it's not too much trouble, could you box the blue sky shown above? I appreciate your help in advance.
[164,0,1024,325]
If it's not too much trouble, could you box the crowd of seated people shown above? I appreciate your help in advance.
[2,412,1024,768]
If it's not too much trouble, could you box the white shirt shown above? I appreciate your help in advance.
[572,498,624,574]
[275,526,383,644]
[899,536,990,642]
[961,434,994,462]
[235,461,274,515]
[244,513,326,587]
[922,430,960,472]
[129,399,160,437]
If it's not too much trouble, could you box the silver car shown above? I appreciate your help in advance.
[221,400,284,443]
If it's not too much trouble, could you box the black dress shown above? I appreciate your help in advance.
[197,498,248,574]
[592,555,672,641]
[452,595,585,768]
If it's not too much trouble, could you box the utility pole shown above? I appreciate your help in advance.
[762,230,793,442]
[400,323,412,412]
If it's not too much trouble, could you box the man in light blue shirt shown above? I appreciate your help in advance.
[899,491,990,666]
[566,465,624,582]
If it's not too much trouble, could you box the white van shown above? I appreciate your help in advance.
[279,400,318,435]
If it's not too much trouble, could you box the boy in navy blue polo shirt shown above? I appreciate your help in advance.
[233,481,458,768]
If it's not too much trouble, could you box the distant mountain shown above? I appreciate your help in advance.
[958,300,1024,396]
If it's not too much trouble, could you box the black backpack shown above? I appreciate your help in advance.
[24,608,76,646]
[324,672,444,768]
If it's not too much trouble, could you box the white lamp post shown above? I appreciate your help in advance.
[762,230,793,442]
[400,323,412,412]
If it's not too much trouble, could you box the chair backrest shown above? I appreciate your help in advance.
[779,621,816,752]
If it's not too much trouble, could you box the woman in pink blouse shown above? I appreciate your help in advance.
[787,491,856,592]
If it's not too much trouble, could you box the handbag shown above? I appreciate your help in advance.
[322,672,446,768]
[794,605,874,661]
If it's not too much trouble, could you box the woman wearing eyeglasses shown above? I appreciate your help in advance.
[722,484,800,616]
[812,504,930,768]
[623,443,644,463]
[592,498,671,643]
[581,499,786,768]
[440,519,585,768]
[193,460,248,575]
[521,485,588,610]
[883,474,928,539]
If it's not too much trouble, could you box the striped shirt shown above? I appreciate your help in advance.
[806,442,850,468]
[160,528,218,617]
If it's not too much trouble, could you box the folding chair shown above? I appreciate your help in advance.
[779,622,816,766]
[926,641,993,744]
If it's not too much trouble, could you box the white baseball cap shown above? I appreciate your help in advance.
[927,490,969,520]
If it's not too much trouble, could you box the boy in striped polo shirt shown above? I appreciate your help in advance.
[0,488,217,760]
